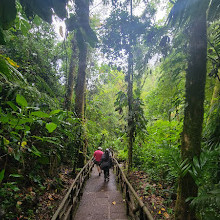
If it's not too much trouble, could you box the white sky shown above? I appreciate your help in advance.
[53,0,167,40]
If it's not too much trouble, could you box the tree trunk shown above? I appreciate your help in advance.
[127,51,134,171]
[75,36,87,119]
[127,0,134,172]
[74,0,89,168]
[175,12,207,220]
[65,35,78,111]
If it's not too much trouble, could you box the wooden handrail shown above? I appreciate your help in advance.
[51,158,93,220]
[113,158,154,220]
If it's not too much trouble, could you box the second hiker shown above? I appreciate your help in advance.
[100,148,113,182]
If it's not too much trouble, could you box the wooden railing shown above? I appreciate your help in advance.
[113,158,154,220]
[51,158,94,220]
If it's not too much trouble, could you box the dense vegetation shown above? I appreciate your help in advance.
[0,0,219,219]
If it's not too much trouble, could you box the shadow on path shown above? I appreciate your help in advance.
[74,167,128,220]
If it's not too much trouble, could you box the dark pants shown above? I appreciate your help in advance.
[104,169,109,179]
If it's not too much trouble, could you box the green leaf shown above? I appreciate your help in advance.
[10,185,20,191]
[46,122,57,133]
[10,131,21,138]
[0,116,9,123]
[31,146,41,157]
[15,125,24,130]
[31,111,49,118]
[50,109,61,115]
[6,101,19,111]
[9,174,23,178]
[193,156,201,172]
[14,150,21,161]
[32,135,43,141]
[0,55,9,76]
[16,94,28,107]
[0,169,5,183]
[209,189,220,195]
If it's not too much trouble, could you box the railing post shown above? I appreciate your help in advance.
[139,206,144,220]
[70,188,74,219]
[117,167,120,183]
[125,184,130,216]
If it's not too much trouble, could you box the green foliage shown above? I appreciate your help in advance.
[0,0,68,46]
[0,0,17,30]
[0,0,219,218]
[117,148,128,161]
[46,122,58,133]
[207,0,220,21]
[0,91,80,218]
[133,119,182,182]
[207,22,220,79]
[101,8,146,59]
[16,94,28,107]
[0,169,5,183]
[2,12,64,100]
[185,149,220,219]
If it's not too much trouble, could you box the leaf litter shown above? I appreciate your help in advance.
[128,170,176,219]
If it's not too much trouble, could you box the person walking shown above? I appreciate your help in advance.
[93,147,103,176]
[100,149,113,182]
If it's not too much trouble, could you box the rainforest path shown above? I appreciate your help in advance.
[74,168,128,220]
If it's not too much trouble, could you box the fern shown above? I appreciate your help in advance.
[189,186,220,220]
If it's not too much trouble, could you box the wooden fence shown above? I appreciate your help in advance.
[51,158,93,220]
[113,158,154,220]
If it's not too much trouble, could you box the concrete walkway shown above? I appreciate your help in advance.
[74,167,128,220]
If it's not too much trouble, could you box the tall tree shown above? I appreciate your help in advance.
[65,0,98,168]
[168,1,209,219]
[101,1,149,171]
[127,0,134,171]
[74,0,91,167]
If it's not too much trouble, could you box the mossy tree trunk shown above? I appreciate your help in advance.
[175,11,207,220]
[65,35,78,111]
[127,51,134,171]
[74,0,89,168]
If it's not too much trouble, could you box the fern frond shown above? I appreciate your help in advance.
[207,0,220,21]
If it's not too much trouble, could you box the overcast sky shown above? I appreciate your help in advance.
[53,0,167,40]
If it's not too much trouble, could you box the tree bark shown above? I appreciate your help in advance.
[74,0,89,168]
[175,12,207,220]
[65,35,78,111]
[127,51,134,171]
[75,36,87,119]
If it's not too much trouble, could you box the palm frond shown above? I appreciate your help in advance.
[207,0,220,21]
[190,186,220,220]
[168,0,210,28]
